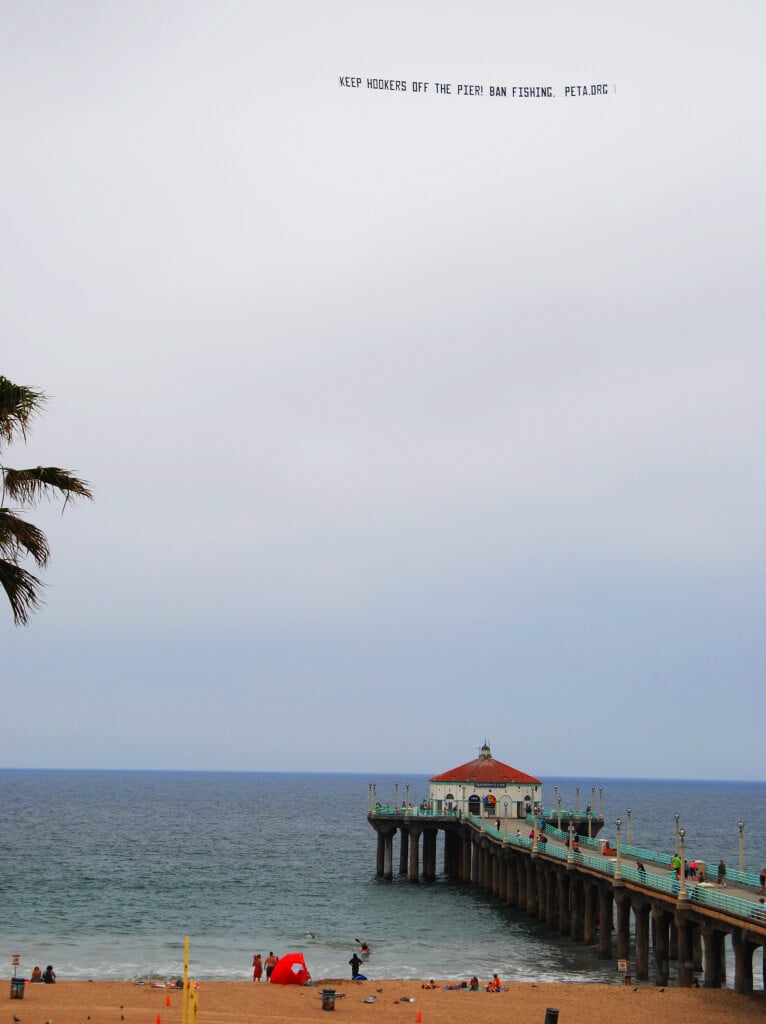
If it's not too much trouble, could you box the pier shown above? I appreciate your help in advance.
[367,747,766,995]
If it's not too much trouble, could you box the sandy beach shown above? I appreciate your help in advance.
[5,979,764,1024]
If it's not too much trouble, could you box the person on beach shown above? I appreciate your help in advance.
[252,953,263,981]
[42,965,56,983]
[487,973,503,991]
[30,966,42,983]
[718,859,727,886]
[758,868,766,895]
[349,952,363,979]
[265,952,277,980]
[468,976,480,991]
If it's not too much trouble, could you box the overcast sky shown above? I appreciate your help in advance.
[2,2,764,780]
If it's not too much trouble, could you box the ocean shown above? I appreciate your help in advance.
[0,771,764,987]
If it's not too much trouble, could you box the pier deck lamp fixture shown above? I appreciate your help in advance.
[626,807,632,847]
[405,784,410,815]
[599,786,604,818]
[674,813,680,856]
[567,820,575,864]
[615,818,623,879]
[738,820,745,873]
[576,786,580,815]
[678,827,687,900]
[556,796,562,831]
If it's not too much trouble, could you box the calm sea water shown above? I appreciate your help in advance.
[0,771,764,987]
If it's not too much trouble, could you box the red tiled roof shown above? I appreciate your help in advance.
[430,754,541,787]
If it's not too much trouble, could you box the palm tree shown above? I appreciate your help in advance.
[1,374,93,625]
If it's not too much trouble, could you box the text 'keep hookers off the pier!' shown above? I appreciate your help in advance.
[339,76,614,99]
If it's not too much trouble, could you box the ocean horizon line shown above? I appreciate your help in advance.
[0,766,763,785]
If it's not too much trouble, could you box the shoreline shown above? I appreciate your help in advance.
[4,979,764,1024]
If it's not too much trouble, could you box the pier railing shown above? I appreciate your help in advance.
[370,805,766,924]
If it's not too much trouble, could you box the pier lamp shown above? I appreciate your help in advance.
[576,786,580,815]
[615,818,623,880]
[738,820,745,873]
[395,783,399,810]
[567,819,575,864]
[554,784,558,803]
[674,813,680,856]
[587,807,592,840]
[626,807,632,847]
[678,828,687,900]
[405,784,410,815]
[599,786,604,818]
[556,796,562,831]
[461,785,466,818]
[591,785,596,813]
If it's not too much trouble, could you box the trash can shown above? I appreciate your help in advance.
[544,1009,559,1024]
[321,989,336,1011]
[10,978,26,999]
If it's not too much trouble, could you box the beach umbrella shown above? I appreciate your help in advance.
[270,952,310,986]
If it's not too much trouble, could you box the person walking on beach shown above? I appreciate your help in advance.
[349,952,363,979]
[265,952,277,980]
[252,953,263,981]
[759,868,766,895]
[717,859,727,886]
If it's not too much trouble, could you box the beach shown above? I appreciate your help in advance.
[5,979,764,1024]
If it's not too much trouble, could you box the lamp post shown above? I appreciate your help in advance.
[674,813,680,856]
[405,784,410,816]
[615,817,623,879]
[556,796,562,831]
[461,785,466,818]
[576,786,580,815]
[395,783,399,810]
[738,820,745,873]
[678,828,687,900]
[591,785,596,814]
[626,807,632,847]
[599,786,604,818]
[567,819,575,864]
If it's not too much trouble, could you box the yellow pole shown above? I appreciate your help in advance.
[181,937,190,1024]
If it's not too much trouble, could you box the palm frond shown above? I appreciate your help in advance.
[0,557,43,626]
[0,376,46,447]
[0,508,51,566]
[3,466,93,507]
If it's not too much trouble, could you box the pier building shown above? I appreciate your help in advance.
[428,742,542,819]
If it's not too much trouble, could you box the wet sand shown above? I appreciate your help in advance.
[5,978,764,1024]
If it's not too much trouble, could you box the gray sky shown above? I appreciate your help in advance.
[2,1,764,779]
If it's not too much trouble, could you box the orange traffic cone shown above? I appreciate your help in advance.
[166,996,171,1007]
[156,1014,162,1024]
[416,1013,422,1022]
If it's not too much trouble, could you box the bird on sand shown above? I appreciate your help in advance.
[13,1015,21,1022]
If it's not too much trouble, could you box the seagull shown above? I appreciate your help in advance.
[13,1015,21,1023]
